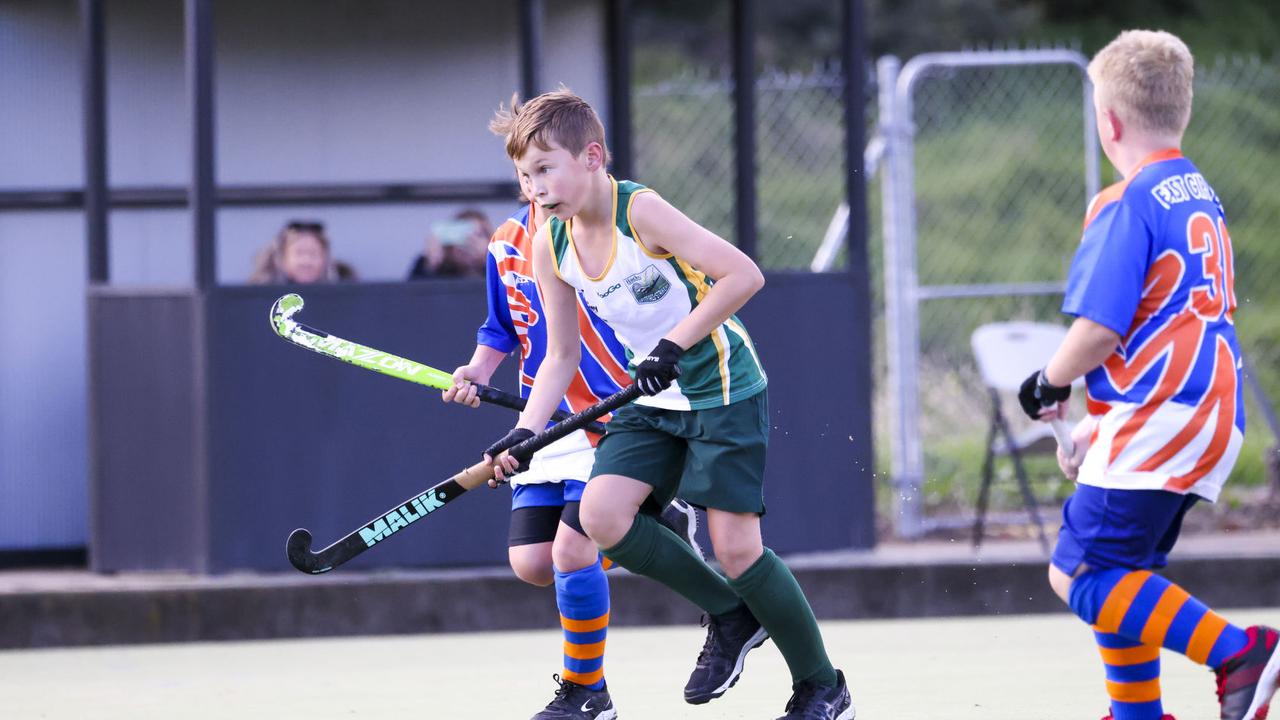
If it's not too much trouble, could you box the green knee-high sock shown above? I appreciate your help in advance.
[602,513,741,616]
[727,547,837,688]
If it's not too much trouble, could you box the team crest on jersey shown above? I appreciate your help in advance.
[625,265,671,304]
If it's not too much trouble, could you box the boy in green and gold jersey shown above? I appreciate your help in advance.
[481,89,853,720]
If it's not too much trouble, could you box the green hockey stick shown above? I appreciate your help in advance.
[268,293,607,434]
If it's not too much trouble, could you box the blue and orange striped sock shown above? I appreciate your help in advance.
[1094,631,1163,719]
[555,561,610,690]
[1069,569,1248,668]
[1069,569,1248,719]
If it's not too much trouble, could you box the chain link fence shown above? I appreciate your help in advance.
[888,55,1096,532]
[634,67,856,270]
[897,55,1280,531]
[633,54,1280,536]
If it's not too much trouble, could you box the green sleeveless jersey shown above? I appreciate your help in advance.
[547,178,767,410]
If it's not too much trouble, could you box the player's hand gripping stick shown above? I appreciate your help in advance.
[1018,369,1075,457]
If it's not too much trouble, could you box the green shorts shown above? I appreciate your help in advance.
[590,389,768,515]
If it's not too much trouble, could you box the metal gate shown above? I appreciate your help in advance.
[878,49,1100,537]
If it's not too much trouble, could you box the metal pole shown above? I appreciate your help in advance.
[878,55,924,538]
[1082,71,1101,203]
[842,0,868,272]
[605,0,633,179]
[842,0,876,546]
[520,0,544,101]
[731,0,756,259]
[80,0,108,284]
[187,0,216,289]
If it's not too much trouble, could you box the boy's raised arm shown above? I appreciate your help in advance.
[629,192,764,351]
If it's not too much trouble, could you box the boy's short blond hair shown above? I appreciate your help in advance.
[1088,30,1194,136]
[490,89,610,163]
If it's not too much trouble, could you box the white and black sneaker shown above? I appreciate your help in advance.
[532,675,617,720]
[777,669,855,719]
[683,603,771,704]
[658,498,704,560]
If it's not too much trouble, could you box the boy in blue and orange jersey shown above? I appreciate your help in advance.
[1018,29,1278,720]
[441,174,699,720]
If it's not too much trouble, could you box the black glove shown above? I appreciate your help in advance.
[483,427,536,472]
[635,338,684,395]
[1017,369,1071,420]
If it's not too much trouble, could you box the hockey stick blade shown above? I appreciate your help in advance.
[285,384,643,574]
[268,293,607,433]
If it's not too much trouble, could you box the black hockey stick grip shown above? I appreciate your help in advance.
[286,384,643,574]
[506,384,643,460]
[473,384,607,435]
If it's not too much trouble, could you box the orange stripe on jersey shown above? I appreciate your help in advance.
[1082,148,1182,230]
[1087,397,1112,417]
[1106,678,1162,703]
[1219,218,1238,318]
[1096,571,1152,631]
[1139,584,1191,646]
[1127,252,1187,335]
[1161,336,1239,490]
[576,305,632,388]
[1098,642,1161,666]
[1106,315,1204,465]
[564,371,608,445]
[1100,250,1195,466]
[561,613,610,633]
[1137,335,1227,474]
[1084,180,1132,229]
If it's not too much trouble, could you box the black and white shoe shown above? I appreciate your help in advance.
[658,498,703,560]
[683,603,770,704]
[777,669,855,719]
[531,675,617,719]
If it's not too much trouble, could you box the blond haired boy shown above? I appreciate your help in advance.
[1016,29,1278,720]
[482,90,853,719]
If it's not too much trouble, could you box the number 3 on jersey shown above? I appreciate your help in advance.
[1186,211,1236,323]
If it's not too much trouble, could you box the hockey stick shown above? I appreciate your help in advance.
[286,383,643,574]
[1050,418,1074,457]
[269,293,606,434]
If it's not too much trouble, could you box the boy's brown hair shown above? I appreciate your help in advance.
[489,89,610,163]
[1088,29,1194,136]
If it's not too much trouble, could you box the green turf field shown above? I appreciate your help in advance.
[2,609,1273,718]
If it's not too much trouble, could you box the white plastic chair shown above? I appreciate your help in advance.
[970,321,1077,552]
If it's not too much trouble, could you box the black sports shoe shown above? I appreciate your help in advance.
[777,669,855,719]
[531,674,617,720]
[658,498,704,560]
[683,603,770,704]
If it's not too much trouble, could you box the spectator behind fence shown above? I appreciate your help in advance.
[407,208,492,280]
[249,220,356,284]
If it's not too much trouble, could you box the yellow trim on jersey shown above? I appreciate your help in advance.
[724,316,763,373]
[544,222,565,283]
[713,326,731,404]
[674,257,730,403]
[566,178,620,282]
[626,189,671,259]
